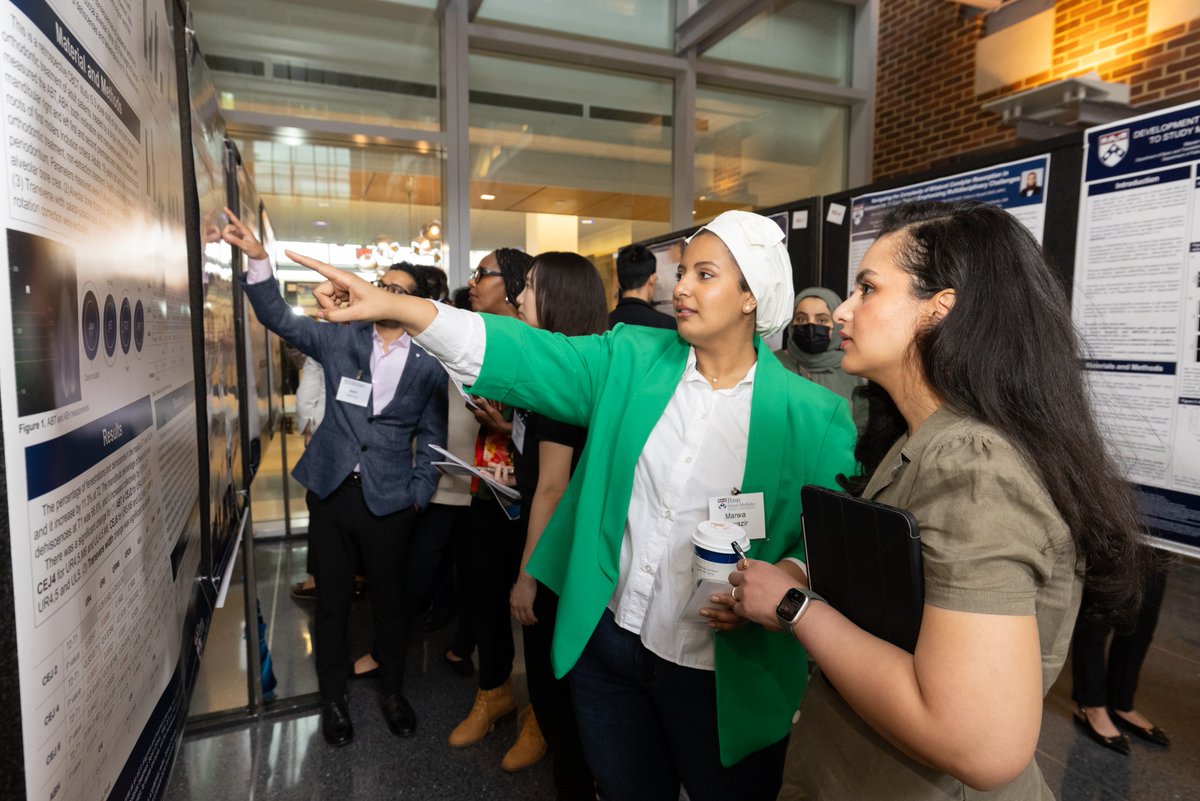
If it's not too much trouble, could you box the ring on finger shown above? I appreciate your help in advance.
[731,585,741,602]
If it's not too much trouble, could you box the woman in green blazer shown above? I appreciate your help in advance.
[290,212,857,801]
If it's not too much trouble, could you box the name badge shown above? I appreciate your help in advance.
[336,376,372,407]
[511,411,527,454]
[708,492,767,540]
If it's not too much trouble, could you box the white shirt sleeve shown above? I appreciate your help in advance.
[782,557,808,579]
[411,302,486,386]
[246,256,273,284]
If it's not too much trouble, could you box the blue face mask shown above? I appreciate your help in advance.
[792,323,831,354]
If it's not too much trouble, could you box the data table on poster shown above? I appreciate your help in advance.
[0,1,201,799]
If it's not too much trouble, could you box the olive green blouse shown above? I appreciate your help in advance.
[781,406,1083,801]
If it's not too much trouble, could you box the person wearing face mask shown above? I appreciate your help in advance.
[288,210,856,801]
[775,287,866,429]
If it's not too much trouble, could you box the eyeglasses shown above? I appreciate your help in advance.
[470,267,503,283]
[373,280,410,296]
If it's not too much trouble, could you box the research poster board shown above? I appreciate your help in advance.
[647,237,684,315]
[845,155,1051,295]
[0,0,205,799]
[1074,101,1200,558]
[188,46,239,585]
[234,163,268,481]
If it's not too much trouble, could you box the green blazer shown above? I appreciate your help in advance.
[469,316,857,765]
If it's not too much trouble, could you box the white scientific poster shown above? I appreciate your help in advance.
[846,155,1051,295]
[647,237,684,314]
[0,1,202,799]
[1075,101,1200,558]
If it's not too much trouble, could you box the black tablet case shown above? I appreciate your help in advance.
[801,485,925,653]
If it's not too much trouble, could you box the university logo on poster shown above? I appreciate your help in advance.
[1098,129,1129,167]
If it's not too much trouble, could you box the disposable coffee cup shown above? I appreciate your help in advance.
[692,520,750,584]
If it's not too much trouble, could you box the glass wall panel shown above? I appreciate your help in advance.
[703,0,854,86]
[230,131,444,263]
[476,0,674,50]
[694,87,847,221]
[191,0,440,130]
[468,55,673,277]
[229,126,444,531]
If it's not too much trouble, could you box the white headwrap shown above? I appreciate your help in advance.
[688,210,794,337]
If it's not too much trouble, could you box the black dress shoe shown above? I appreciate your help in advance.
[1074,707,1130,755]
[381,693,417,737]
[321,698,354,747]
[1112,711,1171,747]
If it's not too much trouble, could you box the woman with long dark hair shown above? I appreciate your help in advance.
[730,200,1150,800]
[501,252,607,794]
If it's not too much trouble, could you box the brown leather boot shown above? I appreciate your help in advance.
[448,680,516,747]
[501,707,547,772]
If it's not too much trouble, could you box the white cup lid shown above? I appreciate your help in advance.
[693,520,750,553]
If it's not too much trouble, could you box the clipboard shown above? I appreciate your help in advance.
[801,485,924,653]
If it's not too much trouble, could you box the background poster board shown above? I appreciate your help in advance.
[647,237,684,315]
[187,43,239,587]
[845,155,1051,296]
[1074,101,1200,559]
[0,1,206,800]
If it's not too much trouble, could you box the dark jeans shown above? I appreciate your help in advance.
[570,609,788,801]
[1072,563,1168,711]
[462,496,525,690]
[524,585,595,801]
[307,481,415,703]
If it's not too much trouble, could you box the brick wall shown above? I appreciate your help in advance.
[873,0,1200,181]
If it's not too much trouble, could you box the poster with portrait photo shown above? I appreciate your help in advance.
[6,229,81,415]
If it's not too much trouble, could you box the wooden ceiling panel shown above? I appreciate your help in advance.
[507,186,620,216]
[358,171,441,205]
[578,192,671,223]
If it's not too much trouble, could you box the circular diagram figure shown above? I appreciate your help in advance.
[134,300,145,352]
[119,297,132,354]
[82,290,100,360]
[103,294,117,358]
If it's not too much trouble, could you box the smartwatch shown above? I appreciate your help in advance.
[775,586,826,634]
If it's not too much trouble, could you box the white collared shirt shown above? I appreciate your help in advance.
[615,350,753,670]
[416,305,755,670]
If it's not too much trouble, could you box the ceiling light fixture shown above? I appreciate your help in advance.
[480,193,496,201]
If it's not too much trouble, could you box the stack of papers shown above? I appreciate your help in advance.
[429,444,522,520]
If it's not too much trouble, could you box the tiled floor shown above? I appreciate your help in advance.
[169,543,1199,801]
[175,539,555,800]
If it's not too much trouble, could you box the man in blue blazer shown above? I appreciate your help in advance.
[224,212,448,746]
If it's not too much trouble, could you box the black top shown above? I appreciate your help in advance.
[512,410,587,506]
[608,297,677,331]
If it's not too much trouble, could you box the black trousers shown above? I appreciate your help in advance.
[462,496,525,690]
[307,481,415,703]
[1071,563,1168,711]
[404,502,469,616]
[524,584,595,801]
